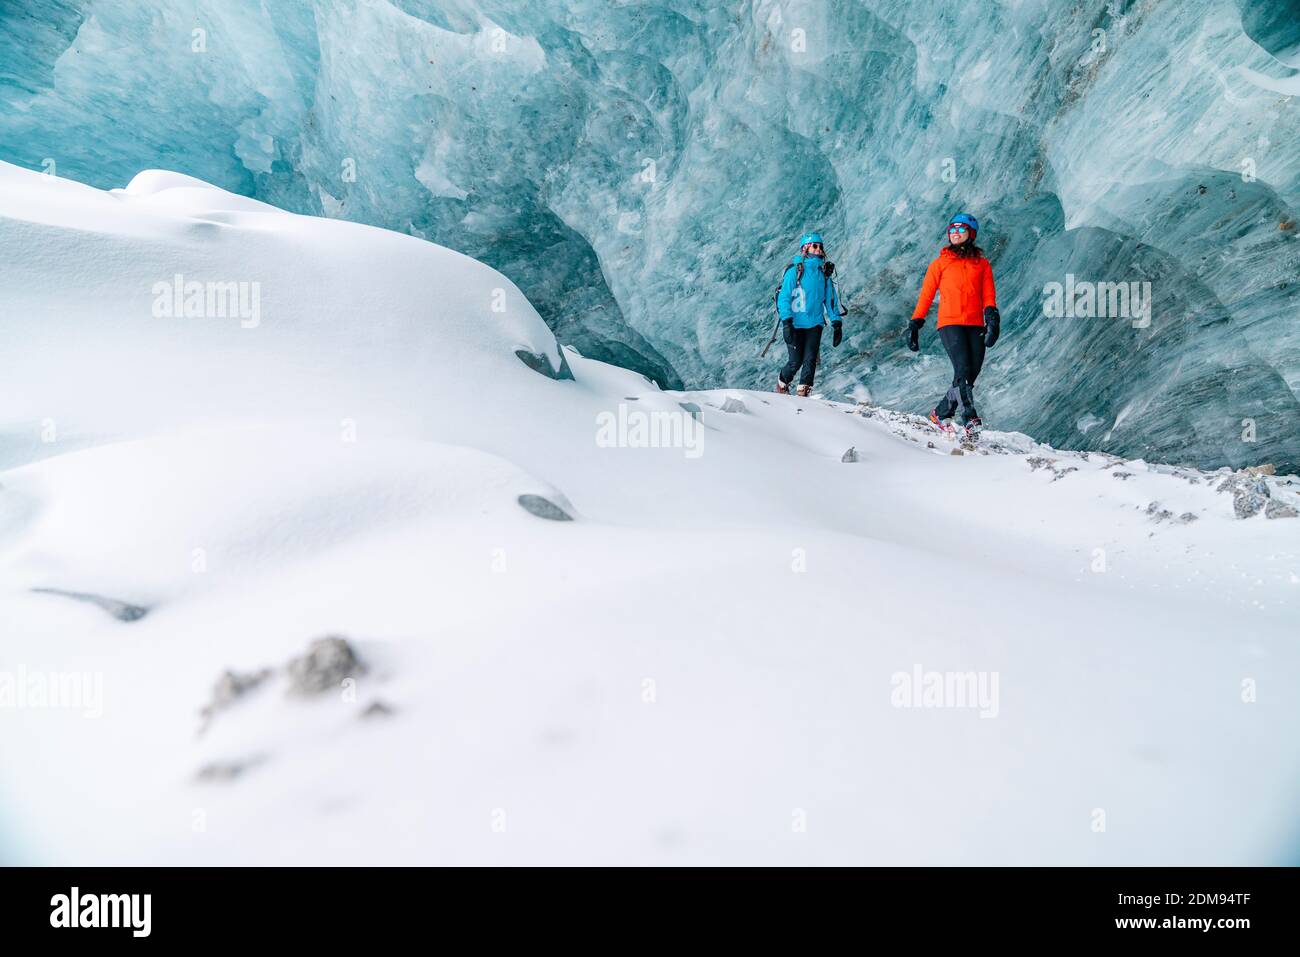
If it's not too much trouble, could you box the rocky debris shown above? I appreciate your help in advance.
[287,636,366,697]
[854,401,1299,520]
[1026,456,1076,481]
[361,700,395,719]
[195,755,264,783]
[1146,502,1174,523]
[29,587,149,622]
[517,493,573,521]
[199,667,273,731]
[1265,500,1298,519]
[841,447,859,463]
[1144,503,1198,525]
[718,396,747,414]
[197,636,376,757]
[1216,473,1271,519]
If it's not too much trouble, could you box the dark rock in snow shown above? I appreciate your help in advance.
[517,493,573,521]
[30,587,149,622]
[515,347,574,381]
[841,447,859,463]
[200,667,273,729]
[286,636,366,697]
[195,755,264,783]
[1145,502,1175,523]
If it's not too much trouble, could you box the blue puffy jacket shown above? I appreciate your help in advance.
[777,255,842,329]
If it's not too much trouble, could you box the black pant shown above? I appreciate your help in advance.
[780,325,823,388]
[935,325,985,423]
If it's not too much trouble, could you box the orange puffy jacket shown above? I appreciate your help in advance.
[911,247,997,328]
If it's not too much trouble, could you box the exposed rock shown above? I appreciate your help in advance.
[1145,502,1174,523]
[1112,471,1134,480]
[517,493,573,521]
[950,448,964,456]
[718,396,747,414]
[1246,464,1276,476]
[515,347,574,381]
[841,447,859,463]
[1179,512,1199,523]
[200,667,273,729]
[29,587,149,622]
[1217,473,1270,518]
[286,636,365,697]
[195,755,264,783]
[1027,456,1075,481]
[1265,500,1298,519]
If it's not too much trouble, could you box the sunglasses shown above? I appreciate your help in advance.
[948,225,970,235]
[805,242,824,250]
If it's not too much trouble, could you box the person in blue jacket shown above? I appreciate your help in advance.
[776,232,844,396]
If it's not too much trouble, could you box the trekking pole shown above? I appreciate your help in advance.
[759,315,781,358]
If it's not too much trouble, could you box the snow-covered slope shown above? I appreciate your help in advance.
[1,161,1298,865]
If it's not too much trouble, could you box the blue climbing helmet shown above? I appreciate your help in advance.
[947,213,979,235]
[798,231,825,250]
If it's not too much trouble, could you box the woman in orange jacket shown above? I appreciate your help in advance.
[907,213,1001,437]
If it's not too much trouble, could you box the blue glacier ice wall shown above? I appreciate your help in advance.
[2,0,1299,470]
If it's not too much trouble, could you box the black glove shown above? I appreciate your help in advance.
[781,319,795,345]
[907,318,923,352]
[831,320,843,347]
[983,306,1000,348]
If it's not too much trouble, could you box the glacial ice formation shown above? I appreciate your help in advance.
[2,0,1298,469]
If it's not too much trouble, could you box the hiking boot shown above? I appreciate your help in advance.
[964,417,983,440]
[775,380,790,395]
[928,409,955,433]
[796,384,812,397]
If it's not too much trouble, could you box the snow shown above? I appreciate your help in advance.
[2,161,1299,865]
